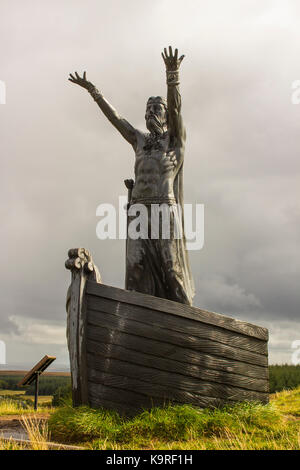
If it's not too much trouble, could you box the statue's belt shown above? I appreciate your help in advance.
[130,197,177,206]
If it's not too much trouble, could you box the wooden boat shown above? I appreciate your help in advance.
[65,249,269,416]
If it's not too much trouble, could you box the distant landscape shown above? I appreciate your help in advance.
[0,365,300,405]
[0,372,70,407]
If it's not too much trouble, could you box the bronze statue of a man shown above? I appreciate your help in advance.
[69,46,195,305]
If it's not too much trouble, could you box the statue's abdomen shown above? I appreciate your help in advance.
[131,152,176,204]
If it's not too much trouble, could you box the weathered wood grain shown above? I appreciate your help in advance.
[89,379,171,410]
[88,386,141,416]
[86,337,268,392]
[88,372,229,410]
[87,310,268,367]
[66,267,89,405]
[87,353,269,404]
[87,295,267,356]
[86,325,268,380]
[86,281,268,341]
[65,248,104,407]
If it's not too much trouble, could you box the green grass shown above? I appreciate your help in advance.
[0,390,53,409]
[0,390,26,396]
[25,396,52,405]
[272,387,300,417]
[0,398,45,415]
[48,387,300,450]
[0,397,53,415]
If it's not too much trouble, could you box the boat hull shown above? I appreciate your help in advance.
[67,276,269,415]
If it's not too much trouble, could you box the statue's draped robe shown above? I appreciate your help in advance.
[173,163,195,303]
[125,160,195,305]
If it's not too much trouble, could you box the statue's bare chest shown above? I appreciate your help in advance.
[134,150,177,177]
[135,134,177,175]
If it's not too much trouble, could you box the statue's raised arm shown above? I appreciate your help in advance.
[69,71,137,148]
[161,47,186,147]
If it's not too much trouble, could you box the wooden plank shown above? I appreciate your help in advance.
[66,268,89,405]
[87,295,267,356]
[87,311,268,367]
[67,274,81,403]
[65,248,102,407]
[86,338,268,392]
[88,379,171,410]
[86,281,268,341]
[88,387,141,416]
[86,325,268,380]
[88,373,228,410]
[87,353,269,404]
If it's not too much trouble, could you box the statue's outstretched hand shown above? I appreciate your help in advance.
[161,46,185,71]
[68,71,92,90]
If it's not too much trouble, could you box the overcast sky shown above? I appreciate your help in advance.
[0,0,300,368]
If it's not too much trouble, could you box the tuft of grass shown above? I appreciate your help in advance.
[21,416,50,450]
[0,417,51,450]
[48,403,122,443]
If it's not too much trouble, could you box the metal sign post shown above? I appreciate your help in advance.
[34,371,41,411]
[18,355,56,410]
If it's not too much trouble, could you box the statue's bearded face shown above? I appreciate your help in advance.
[145,98,167,135]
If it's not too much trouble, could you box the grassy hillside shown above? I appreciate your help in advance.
[47,386,300,450]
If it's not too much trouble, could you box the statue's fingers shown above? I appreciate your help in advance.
[179,54,185,63]
[169,45,173,58]
[75,71,81,79]
[83,71,86,80]
[161,52,166,63]
[68,78,76,83]
[164,47,168,58]
[174,48,178,60]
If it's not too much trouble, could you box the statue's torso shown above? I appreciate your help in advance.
[131,132,182,204]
